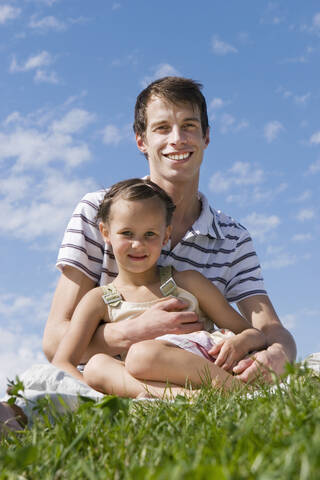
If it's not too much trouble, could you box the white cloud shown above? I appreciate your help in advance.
[292,190,312,202]
[0,5,21,24]
[34,69,59,84]
[264,120,284,143]
[9,51,59,85]
[102,123,132,146]
[3,111,23,126]
[217,113,248,134]
[52,109,96,134]
[219,113,235,133]
[141,63,180,88]
[280,313,297,330]
[262,245,296,269]
[209,162,264,194]
[310,131,320,145]
[307,158,320,174]
[278,88,311,105]
[0,171,96,241]
[313,12,320,29]
[0,327,46,398]
[296,208,315,222]
[0,289,55,396]
[10,51,53,73]
[210,98,225,110]
[294,93,311,105]
[211,35,238,55]
[226,182,287,206]
[241,212,280,242]
[102,124,123,146]
[281,45,314,64]
[0,108,95,171]
[29,15,66,31]
[234,120,249,132]
[292,233,312,242]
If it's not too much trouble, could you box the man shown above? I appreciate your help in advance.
[43,76,296,382]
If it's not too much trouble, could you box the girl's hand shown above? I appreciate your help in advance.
[209,337,246,372]
[209,329,267,372]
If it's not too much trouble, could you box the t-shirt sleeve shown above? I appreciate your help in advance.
[56,192,105,283]
[224,227,267,303]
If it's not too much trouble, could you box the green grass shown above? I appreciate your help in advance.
[1,365,320,479]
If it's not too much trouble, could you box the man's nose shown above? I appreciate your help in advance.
[169,126,186,145]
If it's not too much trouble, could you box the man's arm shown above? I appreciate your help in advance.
[43,266,96,361]
[43,266,204,362]
[233,294,297,382]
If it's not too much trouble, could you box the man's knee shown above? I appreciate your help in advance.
[125,340,161,378]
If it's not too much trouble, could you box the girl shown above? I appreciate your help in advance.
[52,178,266,398]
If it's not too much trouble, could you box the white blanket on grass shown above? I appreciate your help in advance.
[2,353,320,424]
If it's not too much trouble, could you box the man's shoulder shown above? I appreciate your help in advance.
[74,189,106,214]
[81,189,106,204]
[213,209,248,234]
[201,193,249,239]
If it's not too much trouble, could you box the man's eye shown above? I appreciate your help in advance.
[156,125,169,132]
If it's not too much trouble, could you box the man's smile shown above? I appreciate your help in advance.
[164,152,192,161]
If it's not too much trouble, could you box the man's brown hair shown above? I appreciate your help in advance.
[133,76,209,138]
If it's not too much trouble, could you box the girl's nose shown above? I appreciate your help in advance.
[131,239,143,248]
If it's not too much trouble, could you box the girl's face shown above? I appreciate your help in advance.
[99,197,171,275]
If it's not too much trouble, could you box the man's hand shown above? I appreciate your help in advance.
[99,297,204,357]
[232,343,289,383]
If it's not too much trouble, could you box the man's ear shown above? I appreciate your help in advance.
[99,222,110,243]
[204,127,210,148]
[163,225,172,246]
[136,133,148,154]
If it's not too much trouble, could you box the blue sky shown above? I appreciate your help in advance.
[0,0,319,395]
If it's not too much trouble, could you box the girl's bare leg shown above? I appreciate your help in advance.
[83,353,196,399]
[125,340,240,391]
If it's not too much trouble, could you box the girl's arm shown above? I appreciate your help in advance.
[52,287,108,382]
[174,270,267,368]
[174,270,256,333]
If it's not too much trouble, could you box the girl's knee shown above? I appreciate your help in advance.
[83,354,109,390]
[125,340,161,378]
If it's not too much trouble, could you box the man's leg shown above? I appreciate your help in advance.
[125,340,240,391]
[83,353,195,399]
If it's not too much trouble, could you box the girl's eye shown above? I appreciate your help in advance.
[121,231,132,237]
[145,231,155,237]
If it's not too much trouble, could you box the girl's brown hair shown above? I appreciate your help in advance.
[97,178,176,226]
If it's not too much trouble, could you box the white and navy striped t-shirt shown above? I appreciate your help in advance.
[57,190,267,304]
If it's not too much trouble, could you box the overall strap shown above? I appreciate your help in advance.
[101,284,122,307]
[159,266,178,297]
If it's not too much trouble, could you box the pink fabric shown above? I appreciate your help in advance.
[157,329,235,362]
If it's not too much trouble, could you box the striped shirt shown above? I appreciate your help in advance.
[57,190,267,303]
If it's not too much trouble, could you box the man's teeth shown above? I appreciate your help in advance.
[167,153,190,160]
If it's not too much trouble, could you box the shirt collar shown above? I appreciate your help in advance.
[188,192,225,240]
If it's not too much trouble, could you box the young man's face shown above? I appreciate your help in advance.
[136,96,210,186]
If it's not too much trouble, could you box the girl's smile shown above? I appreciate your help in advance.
[99,197,171,279]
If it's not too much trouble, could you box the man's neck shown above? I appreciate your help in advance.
[152,178,201,248]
